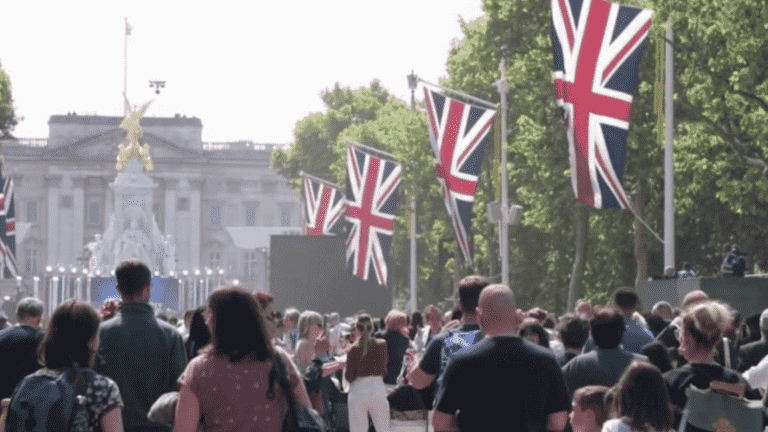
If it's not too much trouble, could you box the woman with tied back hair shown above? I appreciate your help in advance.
[174,286,311,432]
[602,361,674,432]
[345,313,390,432]
[663,301,761,428]
[16,299,125,432]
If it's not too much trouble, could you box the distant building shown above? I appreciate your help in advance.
[0,113,301,301]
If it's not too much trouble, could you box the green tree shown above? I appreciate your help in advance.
[649,0,768,274]
[0,59,18,138]
[271,81,390,187]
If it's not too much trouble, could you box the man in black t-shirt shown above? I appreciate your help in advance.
[406,275,490,392]
[433,284,570,432]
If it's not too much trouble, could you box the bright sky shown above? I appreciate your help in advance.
[2,1,485,145]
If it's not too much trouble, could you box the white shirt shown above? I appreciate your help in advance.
[742,352,768,391]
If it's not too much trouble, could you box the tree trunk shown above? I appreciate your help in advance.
[634,179,649,289]
[567,205,588,312]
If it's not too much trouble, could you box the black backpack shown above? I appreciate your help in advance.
[6,367,90,432]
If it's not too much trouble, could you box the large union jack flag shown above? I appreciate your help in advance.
[552,0,652,209]
[424,88,496,263]
[302,175,345,236]
[0,172,17,278]
[344,146,402,286]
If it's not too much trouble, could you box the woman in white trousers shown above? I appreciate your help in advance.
[345,314,390,432]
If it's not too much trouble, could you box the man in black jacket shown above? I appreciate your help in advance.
[96,260,187,432]
[0,297,44,399]
[738,309,768,372]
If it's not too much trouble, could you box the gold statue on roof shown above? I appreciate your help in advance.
[116,95,154,172]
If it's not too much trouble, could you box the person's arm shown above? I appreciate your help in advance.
[321,359,346,377]
[432,410,459,432]
[294,339,314,366]
[546,411,568,432]
[99,406,124,432]
[344,345,358,383]
[173,382,200,432]
[407,335,441,390]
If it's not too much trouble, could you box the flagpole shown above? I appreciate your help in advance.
[407,70,418,315]
[495,57,510,288]
[298,171,342,190]
[123,17,130,116]
[418,78,498,110]
[663,21,675,272]
[346,141,397,162]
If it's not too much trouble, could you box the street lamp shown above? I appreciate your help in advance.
[149,80,166,94]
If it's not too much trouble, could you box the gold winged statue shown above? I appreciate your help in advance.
[116,95,154,172]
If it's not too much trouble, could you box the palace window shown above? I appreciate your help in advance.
[87,202,101,226]
[176,197,190,212]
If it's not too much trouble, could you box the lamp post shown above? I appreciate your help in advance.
[205,268,213,299]
[58,266,65,304]
[494,56,510,287]
[182,270,189,311]
[406,70,419,314]
[33,276,40,300]
[193,269,201,308]
[46,265,53,313]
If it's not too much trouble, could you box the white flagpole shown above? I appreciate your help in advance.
[408,71,418,315]
[497,57,510,288]
[419,78,498,110]
[298,171,341,189]
[346,141,397,162]
[664,22,675,272]
[124,17,130,116]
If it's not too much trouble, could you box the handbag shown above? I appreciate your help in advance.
[267,353,327,432]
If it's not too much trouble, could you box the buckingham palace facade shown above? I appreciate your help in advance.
[1,113,302,298]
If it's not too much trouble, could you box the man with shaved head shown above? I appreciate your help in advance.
[432,285,570,432]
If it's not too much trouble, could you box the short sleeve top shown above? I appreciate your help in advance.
[179,348,301,432]
[33,368,123,432]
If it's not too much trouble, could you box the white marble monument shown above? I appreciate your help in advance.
[86,99,176,275]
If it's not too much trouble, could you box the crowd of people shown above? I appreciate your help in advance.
[1,259,768,431]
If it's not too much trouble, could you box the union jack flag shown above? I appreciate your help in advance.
[344,146,402,286]
[302,175,345,236]
[0,172,17,278]
[552,0,652,209]
[424,88,496,263]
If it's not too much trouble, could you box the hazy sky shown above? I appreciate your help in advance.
[2,1,485,145]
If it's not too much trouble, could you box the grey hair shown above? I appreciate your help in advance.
[760,309,768,335]
[652,301,672,315]
[17,297,44,320]
[284,307,300,322]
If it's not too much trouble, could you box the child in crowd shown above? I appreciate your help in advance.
[569,385,610,432]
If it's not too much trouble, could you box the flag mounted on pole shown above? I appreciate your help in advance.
[423,87,497,264]
[552,0,652,209]
[301,172,345,236]
[344,145,402,286]
[0,170,17,278]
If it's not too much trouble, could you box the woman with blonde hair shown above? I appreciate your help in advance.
[294,310,325,372]
[663,301,761,429]
[345,313,390,432]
